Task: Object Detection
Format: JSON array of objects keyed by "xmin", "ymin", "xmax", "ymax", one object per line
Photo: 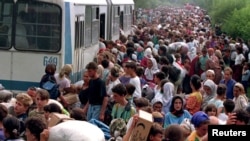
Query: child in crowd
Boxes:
[
  {"xmin": 204, "ymin": 104, "xmax": 217, "ymax": 117},
  {"xmin": 241, "ymin": 62, "xmax": 250, "ymax": 93},
  {"xmin": 125, "ymin": 84, "xmax": 136, "ymax": 104}
]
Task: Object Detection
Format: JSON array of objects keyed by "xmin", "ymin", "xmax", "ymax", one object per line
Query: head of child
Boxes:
[
  {"xmin": 191, "ymin": 111, "xmax": 210, "ymax": 137},
  {"xmin": 175, "ymin": 53, "xmax": 181, "ymax": 62},
  {"xmin": 125, "ymin": 61, "xmax": 137, "ymax": 76},
  {"xmin": 35, "ymin": 88, "xmax": 50, "ymax": 111},
  {"xmin": 204, "ymin": 104, "xmax": 217, "ymax": 117},
  {"xmin": 136, "ymin": 66, "xmax": 144, "ymax": 78},
  {"xmin": 134, "ymin": 97, "xmax": 150, "ymax": 113},
  {"xmin": 125, "ymin": 84, "xmax": 135, "ymax": 102},
  {"xmin": 14, "ymin": 93, "xmax": 33, "ymax": 116},
  {"xmin": 243, "ymin": 62, "xmax": 250, "ymax": 70},
  {"xmin": 45, "ymin": 63, "xmax": 56, "ymax": 75},
  {"xmin": 27, "ymin": 87, "xmax": 37, "ymax": 103},
  {"xmin": 110, "ymin": 67, "xmax": 120, "ymax": 81},
  {"xmin": 164, "ymin": 124, "xmax": 185, "ymax": 141},
  {"xmin": 147, "ymin": 123, "xmax": 164, "ymax": 141},
  {"xmin": 234, "ymin": 109, "xmax": 250, "ymax": 125},
  {"xmin": 152, "ymin": 99, "xmax": 163, "ymax": 113},
  {"xmin": 112, "ymin": 84, "xmax": 127, "ymax": 104},
  {"xmin": 43, "ymin": 103, "xmax": 62, "ymax": 120}
]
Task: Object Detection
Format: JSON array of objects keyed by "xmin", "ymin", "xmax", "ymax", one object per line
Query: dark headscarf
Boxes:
[{"xmin": 169, "ymin": 96, "xmax": 184, "ymax": 117}]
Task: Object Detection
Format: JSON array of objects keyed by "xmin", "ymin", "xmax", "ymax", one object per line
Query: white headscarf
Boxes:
[
  {"xmin": 163, "ymin": 82, "xmax": 174, "ymax": 106},
  {"xmin": 202, "ymin": 79, "xmax": 217, "ymax": 109},
  {"xmin": 144, "ymin": 58, "xmax": 159, "ymax": 81},
  {"xmin": 162, "ymin": 82, "xmax": 175, "ymax": 114},
  {"xmin": 144, "ymin": 48, "xmax": 152, "ymax": 58}
]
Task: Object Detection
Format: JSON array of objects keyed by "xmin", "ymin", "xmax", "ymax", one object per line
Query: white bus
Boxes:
[{"xmin": 0, "ymin": 0, "xmax": 134, "ymax": 92}]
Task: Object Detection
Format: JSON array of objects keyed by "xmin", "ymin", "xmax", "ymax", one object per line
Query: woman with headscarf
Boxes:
[
  {"xmin": 161, "ymin": 79, "xmax": 175, "ymax": 114},
  {"xmin": 205, "ymin": 48, "xmax": 222, "ymax": 84},
  {"xmin": 233, "ymin": 83, "xmax": 248, "ymax": 111},
  {"xmin": 144, "ymin": 57, "xmax": 159, "ymax": 82},
  {"xmin": 164, "ymin": 96, "xmax": 192, "ymax": 128},
  {"xmin": 140, "ymin": 47, "xmax": 153, "ymax": 68},
  {"xmin": 201, "ymin": 79, "xmax": 217, "ymax": 110}
]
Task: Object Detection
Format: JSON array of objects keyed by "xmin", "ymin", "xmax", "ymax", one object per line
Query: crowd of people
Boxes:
[{"xmin": 0, "ymin": 4, "xmax": 250, "ymax": 141}]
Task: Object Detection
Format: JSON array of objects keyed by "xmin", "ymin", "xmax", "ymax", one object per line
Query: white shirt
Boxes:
[
  {"xmin": 152, "ymin": 85, "xmax": 162, "ymax": 104},
  {"xmin": 106, "ymin": 79, "xmax": 121, "ymax": 96},
  {"xmin": 218, "ymin": 113, "xmax": 228, "ymax": 122},
  {"xmin": 234, "ymin": 53, "xmax": 245, "ymax": 65},
  {"xmin": 129, "ymin": 76, "xmax": 141, "ymax": 98}
]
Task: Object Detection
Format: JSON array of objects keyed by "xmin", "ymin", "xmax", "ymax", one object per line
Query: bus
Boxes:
[{"xmin": 0, "ymin": 0, "xmax": 134, "ymax": 92}]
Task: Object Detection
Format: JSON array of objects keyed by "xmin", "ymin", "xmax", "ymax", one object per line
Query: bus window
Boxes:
[
  {"xmin": 75, "ymin": 16, "xmax": 84, "ymax": 48},
  {"xmin": 85, "ymin": 6, "xmax": 91, "ymax": 47},
  {"xmin": 0, "ymin": 1, "xmax": 13, "ymax": 49},
  {"xmin": 15, "ymin": 1, "xmax": 61, "ymax": 52},
  {"xmin": 112, "ymin": 6, "xmax": 119, "ymax": 37}
]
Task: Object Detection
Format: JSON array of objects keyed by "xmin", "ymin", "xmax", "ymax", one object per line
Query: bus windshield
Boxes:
[{"xmin": 0, "ymin": 0, "xmax": 62, "ymax": 52}]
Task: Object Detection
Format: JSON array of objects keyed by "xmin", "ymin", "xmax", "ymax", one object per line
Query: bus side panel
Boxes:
[
  {"xmin": 123, "ymin": 5, "xmax": 133, "ymax": 37},
  {"xmin": 0, "ymin": 52, "xmax": 12, "ymax": 89},
  {"xmin": 83, "ymin": 44, "xmax": 99, "ymax": 68},
  {"xmin": 11, "ymin": 52, "xmax": 60, "ymax": 91},
  {"xmin": 64, "ymin": 2, "xmax": 73, "ymax": 65},
  {"xmin": 111, "ymin": 5, "xmax": 120, "ymax": 41},
  {"xmin": 69, "ymin": 4, "xmax": 85, "ymax": 82}
]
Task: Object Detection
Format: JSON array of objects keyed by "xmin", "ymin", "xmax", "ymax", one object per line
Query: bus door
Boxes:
[
  {"xmin": 120, "ymin": 11, "xmax": 124, "ymax": 30},
  {"xmin": 100, "ymin": 14, "xmax": 105, "ymax": 39}
]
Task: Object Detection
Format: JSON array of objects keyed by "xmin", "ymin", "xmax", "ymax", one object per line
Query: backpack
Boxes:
[
  {"xmin": 142, "ymin": 84, "xmax": 155, "ymax": 102},
  {"xmin": 104, "ymin": 99, "xmax": 115, "ymax": 126},
  {"xmin": 42, "ymin": 76, "xmax": 60, "ymax": 100},
  {"xmin": 113, "ymin": 102, "xmax": 133, "ymax": 123}
]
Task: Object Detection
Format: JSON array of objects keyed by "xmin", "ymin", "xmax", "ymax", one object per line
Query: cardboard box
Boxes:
[
  {"xmin": 48, "ymin": 113, "xmax": 73, "ymax": 127},
  {"xmin": 129, "ymin": 110, "xmax": 153, "ymax": 141}
]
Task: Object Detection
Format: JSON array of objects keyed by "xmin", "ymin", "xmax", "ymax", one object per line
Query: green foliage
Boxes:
[
  {"xmin": 210, "ymin": 0, "xmax": 248, "ymax": 24},
  {"xmin": 134, "ymin": 0, "xmax": 171, "ymax": 9},
  {"xmin": 192, "ymin": 0, "xmax": 213, "ymax": 11},
  {"xmin": 222, "ymin": 5, "xmax": 250, "ymax": 41},
  {"xmin": 134, "ymin": 0, "xmax": 158, "ymax": 9}
]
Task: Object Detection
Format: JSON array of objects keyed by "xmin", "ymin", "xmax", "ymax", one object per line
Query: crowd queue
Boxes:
[{"xmin": 0, "ymin": 4, "xmax": 250, "ymax": 141}]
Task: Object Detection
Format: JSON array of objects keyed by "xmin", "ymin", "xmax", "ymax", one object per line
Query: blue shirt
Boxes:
[
  {"xmin": 0, "ymin": 129, "xmax": 5, "ymax": 140},
  {"xmin": 164, "ymin": 110, "xmax": 192, "ymax": 128},
  {"xmin": 220, "ymin": 79, "xmax": 236, "ymax": 99},
  {"xmin": 242, "ymin": 70, "xmax": 250, "ymax": 81}
]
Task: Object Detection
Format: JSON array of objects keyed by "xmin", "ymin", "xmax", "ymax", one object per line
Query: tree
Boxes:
[
  {"xmin": 209, "ymin": 0, "xmax": 248, "ymax": 25},
  {"xmin": 222, "ymin": 5, "xmax": 250, "ymax": 41},
  {"xmin": 134, "ymin": 0, "xmax": 170, "ymax": 9}
]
